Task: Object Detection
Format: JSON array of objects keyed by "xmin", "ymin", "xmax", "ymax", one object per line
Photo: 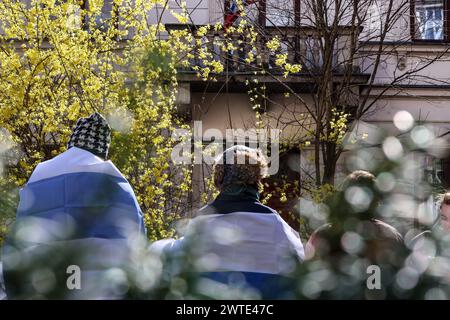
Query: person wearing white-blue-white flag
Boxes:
[
  {"xmin": 2, "ymin": 113, "xmax": 145, "ymax": 299},
  {"xmin": 151, "ymin": 146, "xmax": 304, "ymax": 299}
]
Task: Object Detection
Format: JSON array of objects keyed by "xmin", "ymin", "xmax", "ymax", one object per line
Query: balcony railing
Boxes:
[{"xmin": 167, "ymin": 25, "xmax": 362, "ymax": 76}]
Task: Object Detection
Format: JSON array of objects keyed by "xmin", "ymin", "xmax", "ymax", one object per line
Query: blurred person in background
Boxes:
[
  {"xmin": 301, "ymin": 170, "xmax": 407, "ymax": 299},
  {"xmin": 1, "ymin": 113, "xmax": 146, "ymax": 299},
  {"xmin": 151, "ymin": 145, "xmax": 304, "ymax": 299},
  {"xmin": 410, "ymin": 192, "xmax": 450, "ymax": 245},
  {"xmin": 306, "ymin": 170, "xmax": 404, "ymax": 259},
  {"xmin": 407, "ymin": 191, "xmax": 450, "ymax": 276},
  {"xmin": 439, "ymin": 192, "xmax": 450, "ymax": 233},
  {"xmin": 397, "ymin": 191, "xmax": 450, "ymax": 300}
]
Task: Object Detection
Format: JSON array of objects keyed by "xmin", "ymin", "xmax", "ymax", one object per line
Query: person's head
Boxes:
[
  {"xmin": 328, "ymin": 170, "xmax": 380, "ymax": 223},
  {"xmin": 213, "ymin": 145, "xmax": 268, "ymax": 191},
  {"xmin": 439, "ymin": 192, "xmax": 450, "ymax": 232},
  {"xmin": 342, "ymin": 170, "xmax": 376, "ymax": 189},
  {"xmin": 67, "ymin": 112, "xmax": 111, "ymax": 160}
]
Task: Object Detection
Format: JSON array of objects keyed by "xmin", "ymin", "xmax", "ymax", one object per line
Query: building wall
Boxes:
[
  {"xmin": 148, "ymin": 0, "xmax": 212, "ymax": 25},
  {"xmin": 3, "ymin": 1, "xmax": 449, "ymax": 221}
]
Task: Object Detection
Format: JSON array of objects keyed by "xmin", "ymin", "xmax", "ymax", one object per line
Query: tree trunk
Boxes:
[{"xmin": 322, "ymin": 141, "xmax": 338, "ymax": 185}]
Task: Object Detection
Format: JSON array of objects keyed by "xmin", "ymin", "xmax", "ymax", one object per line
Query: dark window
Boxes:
[
  {"xmin": 441, "ymin": 156, "xmax": 450, "ymax": 188},
  {"xmin": 411, "ymin": 0, "xmax": 450, "ymax": 41},
  {"xmin": 423, "ymin": 154, "xmax": 450, "ymax": 189},
  {"xmin": 224, "ymin": 0, "xmax": 300, "ymax": 28},
  {"xmin": 261, "ymin": 149, "xmax": 301, "ymax": 229}
]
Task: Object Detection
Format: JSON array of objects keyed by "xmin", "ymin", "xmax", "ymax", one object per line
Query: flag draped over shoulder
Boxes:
[
  {"xmin": 2, "ymin": 147, "xmax": 145, "ymax": 299},
  {"xmin": 151, "ymin": 198, "xmax": 304, "ymax": 299},
  {"xmin": 19, "ymin": 146, "xmax": 145, "ymax": 238},
  {"xmin": 224, "ymin": 0, "xmax": 257, "ymax": 30}
]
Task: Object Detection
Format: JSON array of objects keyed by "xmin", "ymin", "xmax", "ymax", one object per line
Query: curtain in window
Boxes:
[{"xmin": 415, "ymin": 0, "xmax": 444, "ymax": 40}]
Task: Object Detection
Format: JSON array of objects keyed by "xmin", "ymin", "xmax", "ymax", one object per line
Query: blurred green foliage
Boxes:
[{"xmin": 0, "ymin": 180, "xmax": 18, "ymax": 252}]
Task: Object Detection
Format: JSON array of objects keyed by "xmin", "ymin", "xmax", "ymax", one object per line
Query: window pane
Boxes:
[
  {"xmin": 414, "ymin": 0, "xmax": 444, "ymax": 40},
  {"xmin": 266, "ymin": 0, "xmax": 295, "ymax": 27}
]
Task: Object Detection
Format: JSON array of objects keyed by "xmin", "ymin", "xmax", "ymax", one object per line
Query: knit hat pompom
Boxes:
[
  {"xmin": 68, "ymin": 112, "xmax": 111, "ymax": 159},
  {"xmin": 213, "ymin": 145, "xmax": 269, "ymax": 191}
]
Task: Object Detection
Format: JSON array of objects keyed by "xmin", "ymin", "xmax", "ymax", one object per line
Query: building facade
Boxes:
[
  {"xmin": 155, "ymin": 0, "xmax": 450, "ymax": 229},
  {"xmin": 4, "ymin": 0, "xmax": 450, "ymax": 230}
]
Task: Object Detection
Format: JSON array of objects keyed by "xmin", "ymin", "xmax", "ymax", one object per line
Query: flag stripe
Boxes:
[
  {"xmin": 28, "ymin": 147, "xmax": 123, "ymax": 183},
  {"xmin": 152, "ymin": 212, "xmax": 304, "ymax": 275},
  {"xmin": 2, "ymin": 147, "xmax": 145, "ymax": 298}
]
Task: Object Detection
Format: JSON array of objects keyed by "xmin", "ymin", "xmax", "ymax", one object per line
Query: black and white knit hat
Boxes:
[{"xmin": 68, "ymin": 112, "xmax": 111, "ymax": 159}]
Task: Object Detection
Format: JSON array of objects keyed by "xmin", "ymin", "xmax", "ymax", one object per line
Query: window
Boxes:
[
  {"xmin": 411, "ymin": 0, "xmax": 450, "ymax": 41},
  {"xmin": 224, "ymin": 0, "xmax": 300, "ymax": 28},
  {"xmin": 440, "ymin": 156, "xmax": 450, "ymax": 188},
  {"xmin": 424, "ymin": 155, "xmax": 445, "ymax": 186},
  {"xmin": 266, "ymin": 0, "xmax": 296, "ymax": 27}
]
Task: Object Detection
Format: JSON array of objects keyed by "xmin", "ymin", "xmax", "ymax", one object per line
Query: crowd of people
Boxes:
[{"xmin": 0, "ymin": 112, "xmax": 450, "ymax": 299}]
